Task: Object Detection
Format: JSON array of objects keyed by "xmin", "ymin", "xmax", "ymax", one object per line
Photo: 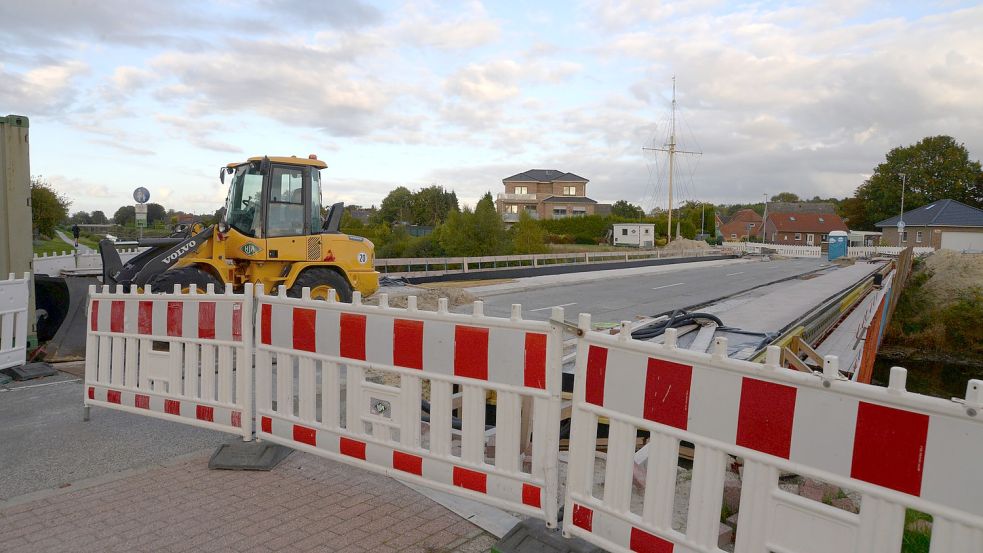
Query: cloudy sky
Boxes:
[{"xmin": 2, "ymin": 0, "xmax": 982, "ymax": 215}]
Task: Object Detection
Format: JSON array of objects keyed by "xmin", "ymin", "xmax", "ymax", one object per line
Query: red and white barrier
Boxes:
[
  {"xmin": 253, "ymin": 286, "xmax": 564, "ymax": 525},
  {"xmin": 84, "ymin": 284, "xmax": 254, "ymax": 439},
  {"xmin": 563, "ymin": 315, "xmax": 983, "ymax": 553},
  {"xmin": 0, "ymin": 272, "xmax": 30, "ymax": 371}
]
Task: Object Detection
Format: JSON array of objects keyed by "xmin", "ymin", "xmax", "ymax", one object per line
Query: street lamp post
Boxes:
[
  {"xmin": 762, "ymin": 193, "xmax": 769, "ymax": 243},
  {"xmin": 897, "ymin": 173, "xmax": 907, "ymax": 247}
]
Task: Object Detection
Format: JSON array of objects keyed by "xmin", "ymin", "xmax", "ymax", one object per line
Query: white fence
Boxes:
[
  {"xmin": 253, "ymin": 286, "xmax": 564, "ymax": 525},
  {"xmin": 0, "ymin": 273, "xmax": 30, "ymax": 371},
  {"xmin": 563, "ymin": 317, "xmax": 983, "ymax": 553},
  {"xmin": 33, "ymin": 248, "xmax": 144, "ymax": 275},
  {"xmin": 723, "ymin": 242, "xmax": 936, "ymax": 259},
  {"xmin": 84, "ymin": 284, "xmax": 254, "ymax": 439}
]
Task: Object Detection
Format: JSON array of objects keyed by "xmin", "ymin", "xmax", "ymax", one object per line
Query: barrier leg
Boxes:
[{"xmin": 82, "ymin": 405, "xmax": 90, "ymax": 422}]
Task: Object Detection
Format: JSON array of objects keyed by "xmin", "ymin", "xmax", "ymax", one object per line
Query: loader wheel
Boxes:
[
  {"xmin": 149, "ymin": 267, "xmax": 225, "ymax": 294},
  {"xmin": 288, "ymin": 268, "xmax": 353, "ymax": 303}
]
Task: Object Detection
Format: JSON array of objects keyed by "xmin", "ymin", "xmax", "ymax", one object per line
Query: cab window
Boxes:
[
  {"xmin": 267, "ymin": 167, "xmax": 305, "ymax": 237},
  {"xmin": 311, "ymin": 169, "xmax": 323, "ymax": 230}
]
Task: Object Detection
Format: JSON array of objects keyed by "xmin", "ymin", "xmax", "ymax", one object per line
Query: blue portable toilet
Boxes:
[{"xmin": 828, "ymin": 230, "xmax": 848, "ymax": 260}]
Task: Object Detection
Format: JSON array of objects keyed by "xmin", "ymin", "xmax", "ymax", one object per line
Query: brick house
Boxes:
[
  {"xmin": 496, "ymin": 170, "xmax": 602, "ymax": 222},
  {"xmin": 719, "ymin": 209, "xmax": 763, "ymax": 241},
  {"xmin": 875, "ymin": 199, "xmax": 983, "ymax": 251},
  {"xmin": 764, "ymin": 212, "xmax": 848, "ymax": 245}
]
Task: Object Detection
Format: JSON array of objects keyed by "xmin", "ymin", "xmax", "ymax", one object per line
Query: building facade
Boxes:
[
  {"xmin": 764, "ymin": 212, "xmax": 849, "ymax": 245},
  {"xmin": 612, "ymin": 223, "xmax": 656, "ymax": 247},
  {"xmin": 876, "ymin": 199, "xmax": 983, "ymax": 251},
  {"xmin": 497, "ymin": 169, "xmax": 600, "ymax": 222}
]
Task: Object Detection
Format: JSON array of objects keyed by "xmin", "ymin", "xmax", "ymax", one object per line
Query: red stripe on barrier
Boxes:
[
  {"xmin": 585, "ymin": 346, "xmax": 608, "ymax": 406},
  {"xmin": 293, "ymin": 424, "xmax": 317, "ymax": 446},
  {"xmin": 629, "ymin": 527, "xmax": 674, "ymax": 553},
  {"xmin": 110, "ymin": 301, "xmax": 125, "ymax": 333},
  {"xmin": 198, "ymin": 302, "xmax": 216, "ymax": 339},
  {"xmin": 643, "ymin": 358, "xmax": 692, "ymax": 430},
  {"xmin": 167, "ymin": 302, "xmax": 183, "ymax": 337},
  {"xmin": 261, "ymin": 304, "xmax": 272, "ymax": 345},
  {"xmin": 90, "ymin": 300, "xmax": 99, "ymax": 331},
  {"xmin": 340, "ymin": 437, "xmax": 367, "ymax": 460},
  {"xmin": 524, "ymin": 333, "xmax": 547, "ymax": 389},
  {"xmin": 453, "ymin": 326, "xmax": 489, "ymax": 380},
  {"xmin": 340, "ymin": 313, "xmax": 367, "ymax": 360},
  {"xmin": 572, "ymin": 504, "xmax": 593, "ymax": 532},
  {"xmin": 293, "ymin": 308, "xmax": 316, "ymax": 352},
  {"xmin": 452, "ymin": 466, "xmax": 487, "ymax": 493},
  {"xmin": 138, "ymin": 301, "xmax": 153, "ymax": 334},
  {"xmin": 107, "ymin": 390, "xmax": 121, "ymax": 404},
  {"xmin": 164, "ymin": 399, "xmax": 181, "ymax": 416},
  {"xmin": 736, "ymin": 378, "xmax": 797, "ymax": 459},
  {"xmin": 134, "ymin": 394, "xmax": 150, "ymax": 409},
  {"xmin": 196, "ymin": 405, "xmax": 214, "ymax": 422},
  {"xmin": 231, "ymin": 411, "xmax": 241, "ymax": 428},
  {"xmin": 393, "ymin": 451, "xmax": 423, "ymax": 475},
  {"xmin": 393, "ymin": 319, "xmax": 424, "ymax": 369},
  {"xmin": 232, "ymin": 304, "xmax": 243, "ymax": 341},
  {"xmin": 521, "ymin": 483, "xmax": 541, "ymax": 508},
  {"xmin": 261, "ymin": 416, "xmax": 272, "ymax": 434},
  {"xmin": 851, "ymin": 402, "xmax": 928, "ymax": 496},
  {"xmin": 88, "ymin": 386, "xmax": 94, "ymax": 400}
]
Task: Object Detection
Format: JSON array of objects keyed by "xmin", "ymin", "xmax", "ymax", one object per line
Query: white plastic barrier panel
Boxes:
[
  {"xmin": 254, "ymin": 286, "xmax": 564, "ymax": 525},
  {"xmin": 563, "ymin": 315, "xmax": 983, "ymax": 553},
  {"xmin": 0, "ymin": 272, "xmax": 30, "ymax": 371},
  {"xmin": 84, "ymin": 284, "xmax": 254, "ymax": 439}
]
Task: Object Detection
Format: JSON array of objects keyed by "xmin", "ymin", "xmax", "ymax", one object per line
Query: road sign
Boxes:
[
  {"xmin": 133, "ymin": 187, "xmax": 150, "ymax": 204},
  {"xmin": 135, "ymin": 203, "xmax": 148, "ymax": 228},
  {"xmin": 897, "ymin": 220, "xmax": 906, "ymax": 231}
]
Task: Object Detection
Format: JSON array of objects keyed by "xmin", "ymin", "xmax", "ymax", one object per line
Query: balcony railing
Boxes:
[
  {"xmin": 498, "ymin": 193, "xmax": 538, "ymax": 202},
  {"xmin": 503, "ymin": 211, "xmax": 539, "ymax": 222}
]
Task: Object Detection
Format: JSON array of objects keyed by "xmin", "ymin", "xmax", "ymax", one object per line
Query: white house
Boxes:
[{"xmin": 612, "ymin": 223, "xmax": 656, "ymax": 248}]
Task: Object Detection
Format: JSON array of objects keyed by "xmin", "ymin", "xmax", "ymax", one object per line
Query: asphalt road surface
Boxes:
[{"xmin": 467, "ymin": 257, "xmax": 831, "ymax": 323}]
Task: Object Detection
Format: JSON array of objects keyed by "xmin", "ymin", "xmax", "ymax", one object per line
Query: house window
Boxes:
[
  {"xmin": 622, "ymin": 229, "xmax": 628, "ymax": 236},
  {"xmin": 821, "ymin": 234, "xmax": 828, "ymax": 242},
  {"xmin": 901, "ymin": 231, "xmax": 908, "ymax": 242},
  {"xmin": 563, "ymin": 186, "xmax": 577, "ymax": 195},
  {"xmin": 749, "ymin": 223, "xmax": 755, "ymax": 227},
  {"xmin": 513, "ymin": 186, "xmax": 528, "ymax": 195},
  {"xmin": 789, "ymin": 216, "xmax": 796, "ymax": 221},
  {"xmin": 553, "ymin": 208, "xmax": 567, "ymax": 217},
  {"xmin": 644, "ymin": 228, "xmax": 650, "ymax": 234},
  {"xmin": 505, "ymin": 204, "xmax": 518, "ymax": 214},
  {"xmin": 794, "ymin": 233, "xmax": 802, "ymax": 241},
  {"xmin": 572, "ymin": 208, "xmax": 587, "ymax": 216},
  {"xmin": 818, "ymin": 217, "xmax": 825, "ymax": 223},
  {"xmin": 772, "ymin": 232, "xmax": 777, "ymax": 241},
  {"xmin": 730, "ymin": 233, "xmax": 737, "ymax": 239},
  {"xmin": 783, "ymin": 235, "xmax": 788, "ymax": 240},
  {"xmin": 916, "ymin": 231, "xmax": 923, "ymax": 243}
]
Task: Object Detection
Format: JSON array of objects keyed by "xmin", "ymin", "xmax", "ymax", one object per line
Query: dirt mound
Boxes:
[
  {"xmin": 921, "ymin": 250, "xmax": 983, "ymax": 303},
  {"xmin": 364, "ymin": 287, "xmax": 477, "ymax": 311},
  {"xmin": 664, "ymin": 237, "xmax": 711, "ymax": 251}
]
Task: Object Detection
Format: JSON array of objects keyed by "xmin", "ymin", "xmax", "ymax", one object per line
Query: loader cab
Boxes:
[{"xmin": 221, "ymin": 155, "xmax": 325, "ymax": 239}]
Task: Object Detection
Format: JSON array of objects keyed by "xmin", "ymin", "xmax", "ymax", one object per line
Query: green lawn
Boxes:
[
  {"xmin": 33, "ymin": 237, "xmax": 77, "ymax": 256},
  {"xmin": 547, "ymin": 243, "xmax": 623, "ymax": 253}
]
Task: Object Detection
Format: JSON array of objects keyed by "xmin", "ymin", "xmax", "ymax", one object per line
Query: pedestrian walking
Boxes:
[{"xmin": 72, "ymin": 223, "xmax": 81, "ymax": 247}]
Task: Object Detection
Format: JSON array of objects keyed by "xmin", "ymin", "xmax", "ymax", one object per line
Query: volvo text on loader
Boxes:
[{"xmin": 99, "ymin": 155, "xmax": 378, "ymax": 301}]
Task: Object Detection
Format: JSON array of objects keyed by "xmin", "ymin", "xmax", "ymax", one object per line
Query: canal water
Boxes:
[{"xmin": 872, "ymin": 356, "xmax": 983, "ymax": 399}]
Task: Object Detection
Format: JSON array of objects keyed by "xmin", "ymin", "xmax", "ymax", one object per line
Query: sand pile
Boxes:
[
  {"xmin": 664, "ymin": 237, "xmax": 711, "ymax": 251},
  {"xmin": 921, "ymin": 250, "xmax": 983, "ymax": 303},
  {"xmin": 364, "ymin": 287, "xmax": 477, "ymax": 311}
]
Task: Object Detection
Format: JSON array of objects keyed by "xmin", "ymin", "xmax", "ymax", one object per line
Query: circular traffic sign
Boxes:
[
  {"xmin": 897, "ymin": 220, "xmax": 906, "ymax": 231},
  {"xmin": 133, "ymin": 187, "xmax": 150, "ymax": 204}
]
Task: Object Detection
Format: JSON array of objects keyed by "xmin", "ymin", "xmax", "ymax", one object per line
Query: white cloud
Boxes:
[{"xmin": 0, "ymin": 60, "xmax": 88, "ymax": 115}]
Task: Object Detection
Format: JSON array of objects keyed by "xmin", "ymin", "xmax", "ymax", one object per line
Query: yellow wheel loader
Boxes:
[{"xmin": 99, "ymin": 155, "xmax": 378, "ymax": 301}]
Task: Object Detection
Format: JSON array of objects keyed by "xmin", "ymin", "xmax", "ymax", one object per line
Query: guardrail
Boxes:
[
  {"xmin": 723, "ymin": 242, "xmax": 936, "ymax": 258},
  {"xmin": 0, "ymin": 273, "xmax": 30, "ymax": 371},
  {"xmin": 33, "ymin": 247, "xmax": 145, "ymax": 276},
  {"xmin": 374, "ymin": 248, "xmax": 718, "ymax": 278}
]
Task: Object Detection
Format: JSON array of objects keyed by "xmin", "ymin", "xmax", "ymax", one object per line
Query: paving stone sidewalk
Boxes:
[{"xmin": 0, "ymin": 451, "xmax": 496, "ymax": 552}]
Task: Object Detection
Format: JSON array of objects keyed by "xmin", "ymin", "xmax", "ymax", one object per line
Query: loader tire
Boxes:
[
  {"xmin": 149, "ymin": 266, "xmax": 225, "ymax": 294},
  {"xmin": 287, "ymin": 267, "xmax": 353, "ymax": 303}
]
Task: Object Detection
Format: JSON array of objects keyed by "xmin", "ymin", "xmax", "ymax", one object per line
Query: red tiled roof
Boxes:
[{"xmin": 767, "ymin": 212, "xmax": 848, "ymax": 232}]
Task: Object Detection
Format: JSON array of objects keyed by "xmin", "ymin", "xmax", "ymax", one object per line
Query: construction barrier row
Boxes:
[
  {"xmin": 33, "ymin": 248, "xmax": 144, "ymax": 276},
  {"xmin": 0, "ymin": 272, "xmax": 30, "ymax": 372},
  {"xmin": 84, "ymin": 286, "xmax": 983, "ymax": 551}
]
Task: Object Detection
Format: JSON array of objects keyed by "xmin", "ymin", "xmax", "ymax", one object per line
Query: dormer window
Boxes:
[
  {"xmin": 789, "ymin": 216, "xmax": 796, "ymax": 221},
  {"xmin": 818, "ymin": 217, "xmax": 824, "ymax": 223}
]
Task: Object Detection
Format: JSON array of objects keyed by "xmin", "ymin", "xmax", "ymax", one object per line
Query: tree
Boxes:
[
  {"xmin": 91, "ymin": 210, "xmax": 109, "ymax": 224},
  {"xmin": 770, "ymin": 192, "xmax": 801, "ymax": 202},
  {"xmin": 853, "ymin": 136, "xmax": 983, "ymax": 229},
  {"xmin": 146, "ymin": 202, "xmax": 167, "ymax": 224},
  {"xmin": 511, "ymin": 211, "xmax": 547, "ymax": 254},
  {"xmin": 411, "ymin": 185, "xmax": 459, "ymax": 226},
  {"xmin": 113, "ymin": 205, "xmax": 136, "ymax": 225},
  {"xmin": 473, "ymin": 192, "xmax": 508, "ymax": 255},
  {"xmin": 374, "ymin": 186, "xmax": 414, "ymax": 224},
  {"xmin": 31, "ymin": 176, "xmax": 70, "ymax": 237},
  {"xmin": 611, "ymin": 200, "xmax": 645, "ymax": 219},
  {"xmin": 70, "ymin": 211, "xmax": 92, "ymax": 224}
]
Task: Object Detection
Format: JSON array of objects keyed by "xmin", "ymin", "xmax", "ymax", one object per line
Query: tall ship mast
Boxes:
[{"xmin": 644, "ymin": 77, "xmax": 701, "ymax": 244}]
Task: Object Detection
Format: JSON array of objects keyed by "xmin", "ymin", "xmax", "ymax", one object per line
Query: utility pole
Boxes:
[
  {"xmin": 898, "ymin": 173, "xmax": 907, "ymax": 247},
  {"xmin": 761, "ymin": 193, "xmax": 769, "ymax": 243},
  {"xmin": 700, "ymin": 203, "xmax": 705, "ymax": 236},
  {"xmin": 643, "ymin": 76, "xmax": 700, "ymax": 244}
]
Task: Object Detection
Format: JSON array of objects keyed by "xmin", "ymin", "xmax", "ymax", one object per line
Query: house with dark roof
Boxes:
[
  {"xmin": 764, "ymin": 212, "xmax": 848, "ymax": 246},
  {"xmin": 875, "ymin": 199, "xmax": 983, "ymax": 251},
  {"xmin": 497, "ymin": 169, "xmax": 605, "ymax": 221}
]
